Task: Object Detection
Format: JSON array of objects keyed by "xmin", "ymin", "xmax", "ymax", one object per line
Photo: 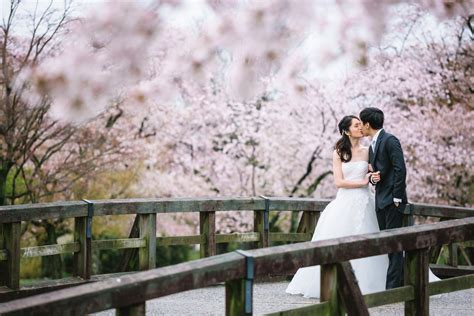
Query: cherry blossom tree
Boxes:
[
  {"xmin": 335, "ymin": 10, "xmax": 474, "ymax": 206},
  {"xmin": 0, "ymin": 0, "xmax": 140, "ymax": 278}
]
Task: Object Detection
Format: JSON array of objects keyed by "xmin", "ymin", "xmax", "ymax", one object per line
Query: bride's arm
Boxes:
[{"xmin": 332, "ymin": 150, "xmax": 369, "ymax": 189}]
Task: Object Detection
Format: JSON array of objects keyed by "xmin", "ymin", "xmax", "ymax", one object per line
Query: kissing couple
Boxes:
[{"xmin": 286, "ymin": 107, "xmax": 438, "ymax": 298}]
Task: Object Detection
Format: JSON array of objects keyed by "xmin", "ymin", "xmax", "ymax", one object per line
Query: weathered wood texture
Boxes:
[
  {"xmin": 254, "ymin": 210, "xmax": 269, "ymax": 248},
  {"xmin": 321, "ymin": 263, "xmax": 343, "ymax": 315},
  {"xmin": 21, "ymin": 243, "xmax": 80, "ymax": 258},
  {"xmin": 4, "ymin": 222, "xmax": 20, "ymax": 290},
  {"xmin": 73, "ymin": 216, "xmax": 90, "ymax": 280},
  {"xmin": 0, "ymin": 198, "xmax": 327, "ymax": 224},
  {"xmin": 429, "ymin": 264, "xmax": 474, "ymax": 277},
  {"xmin": 120, "ymin": 215, "xmax": 140, "ymax": 272},
  {"xmin": 336, "ymin": 261, "xmax": 369, "ymax": 316},
  {"xmin": 200, "ymin": 211, "xmax": 216, "ymax": 257},
  {"xmin": 404, "ymin": 248, "xmax": 429, "ymax": 316},
  {"xmin": 225, "ymin": 278, "xmax": 251, "ymax": 316},
  {"xmin": 251, "ymin": 218, "xmax": 474, "ymax": 277},
  {"xmin": 138, "ymin": 213, "xmax": 156, "ymax": 271},
  {"xmin": 1, "ymin": 218, "xmax": 474, "ymax": 315},
  {"xmin": 0, "ymin": 253, "xmax": 245, "ymax": 315}
]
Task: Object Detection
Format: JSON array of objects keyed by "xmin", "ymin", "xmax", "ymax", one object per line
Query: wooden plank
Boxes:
[
  {"xmin": 0, "ymin": 197, "xmax": 330, "ymax": 222},
  {"xmin": 321, "ymin": 263, "xmax": 343, "ymax": 315},
  {"xmin": 429, "ymin": 264, "xmax": 474, "ymax": 277},
  {"xmin": 296, "ymin": 211, "xmax": 319, "ymax": 235},
  {"xmin": 21, "ymin": 243, "xmax": 80, "ymax": 258},
  {"xmin": 364, "ymin": 286, "xmax": 414, "ymax": 308},
  {"xmin": 251, "ymin": 217, "xmax": 474, "ymax": 277},
  {"xmin": 254, "ymin": 210, "xmax": 268, "ymax": 248},
  {"xmin": 0, "ymin": 224, "xmax": 4, "ymax": 285},
  {"xmin": 216, "ymin": 232, "xmax": 260, "ymax": 244},
  {"xmin": 73, "ymin": 216, "xmax": 90, "ymax": 280},
  {"xmin": 138, "ymin": 214, "xmax": 156, "ymax": 271},
  {"xmin": 404, "ymin": 248, "xmax": 429, "ymax": 316},
  {"xmin": 0, "ymin": 273, "xmax": 133, "ymax": 303},
  {"xmin": 336, "ymin": 261, "xmax": 369, "ymax": 315},
  {"xmin": 120, "ymin": 215, "xmax": 140, "ymax": 272},
  {"xmin": 0, "ymin": 252, "xmax": 245, "ymax": 315},
  {"xmin": 428, "ymin": 273, "xmax": 474, "ymax": 296},
  {"xmin": 4, "ymin": 222, "xmax": 21, "ymax": 290},
  {"xmin": 0, "ymin": 201, "xmax": 87, "ymax": 223},
  {"xmin": 0, "ymin": 199, "xmax": 471, "ymax": 223},
  {"xmin": 88, "ymin": 197, "xmax": 266, "ymax": 216},
  {"xmin": 156, "ymin": 235, "xmax": 204, "ymax": 246},
  {"xmin": 269, "ymin": 233, "xmax": 312, "ymax": 242},
  {"xmin": 225, "ymin": 278, "xmax": 251, "ymax": 316},
  {"xmin": 449, "ymin": 243, "xmax": 458, "ymax": 267},
  {"xmin": 411, "ymin": 203, "xmax": 474, "ymax": 219},
  {"xmin": 200, "ymin": 212, "xmax": 216, "ymax": 257},
  {"xmin": 92, "ymin": 239, "xmax": 145, "ymax": 250},
  {"xmin": 263, "ymin": 301, "xmax": 330, "ymax": 316}
]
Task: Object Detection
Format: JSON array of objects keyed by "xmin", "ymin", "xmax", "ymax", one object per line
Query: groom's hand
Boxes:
[{"xmin": 370, "ymin": 171, "xmax": 381, "ymax": 184}]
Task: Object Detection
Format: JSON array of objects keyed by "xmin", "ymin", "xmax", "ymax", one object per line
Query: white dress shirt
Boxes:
[{"xmin": 371, "ymin": 129, "xmax": 402, "ymax": 204}]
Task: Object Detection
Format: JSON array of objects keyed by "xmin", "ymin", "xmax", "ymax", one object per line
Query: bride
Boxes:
[{"xmin": 286, "ymin": 115, "xmax": 438, "ymax": 298}]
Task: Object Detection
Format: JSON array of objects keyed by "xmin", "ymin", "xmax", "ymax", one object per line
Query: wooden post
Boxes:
[
  {"xmin": 0, "ymin": 223, "xmax": 5, "ymax": 286},
  {"xmin": 449, "ymin": 243, "xmax": 458, "ymax": 267},
  {"xmin": 120, "ymin": 215, "xmax": 140, "ymax": 272},
  {"xmin": 225, "ymin": 278, "xmax": 251, "ymax": 316},
  {"xmin": 296, "ymin": 211, "xmax": 319, "ymax": 235},
  {"xmin": 138, "ymin": 213, "xmax": 156, "ymax": 271},
  {"xmin": 4, "ymin": 221, "xmax": 21, "ymax": 290},
  {"xmin": 116, "ymin": 303, "xmax": 146, "ymax": 316},
  {"xmin": 73, "ymin": 216, "xmax": 90, "ymax": 279},
  {"xmin": 116, "ymin": 213, "xmax": 155, "ymax": 316},
  {"xmin": 253, "ymin": 210, "xmax": 268, "ymax": 248},
  {"xmin": 200, "ymin": 211, "xmax": 216, "ymax": 257},
  {"xmin": 404, "ymin": 248, "xmax": 429, "ymax": 316},
  {"xmin": 321, "ymin": 263, "xmax": 343, "ymax": 316},
  {"xmin": 337, "ymin": 261, "xmax": 369, "ymax": 315}
]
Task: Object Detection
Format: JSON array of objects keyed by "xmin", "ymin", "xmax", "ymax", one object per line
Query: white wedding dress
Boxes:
[{"xmin": 286, "ymin": 160, "xmax": 438, "ymax": 298}]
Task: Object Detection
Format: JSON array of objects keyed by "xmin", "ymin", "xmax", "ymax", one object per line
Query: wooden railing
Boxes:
[
  {"xmin": 0, "ymin": 217, "xmax": 473, "ymax": 315},
  {"xmin": 0, "ymin": 197, "xmax": 473, "ymax": 297},
  {"xmin": 0, "ymin": 197, "xmax": 328, "ymax": 292}
]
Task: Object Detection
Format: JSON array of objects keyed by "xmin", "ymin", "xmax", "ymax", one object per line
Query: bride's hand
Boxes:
[{"xmin": 363, "ymin": 173, "xmax": 371, "ymax": 185}]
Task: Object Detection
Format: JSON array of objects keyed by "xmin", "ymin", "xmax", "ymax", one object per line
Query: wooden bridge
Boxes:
[{"xmin": 0, "ymin": 197, "xmax": 473, "ymax": 315}]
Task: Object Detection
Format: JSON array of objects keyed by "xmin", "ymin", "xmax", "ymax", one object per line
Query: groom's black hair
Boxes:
[{"xmin": 359, "ymin": 107, "xmax": 384, "ymax": 130}]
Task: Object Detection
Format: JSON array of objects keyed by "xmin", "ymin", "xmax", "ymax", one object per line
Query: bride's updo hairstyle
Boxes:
[{"xmin": 335, "ymin": 115, "xmax": 359, "ymax": 163}]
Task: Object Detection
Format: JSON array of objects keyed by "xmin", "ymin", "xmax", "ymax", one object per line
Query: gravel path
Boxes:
[{"xmin": 93, "ymin": 281, "xmax": 474, "ymax": 315}]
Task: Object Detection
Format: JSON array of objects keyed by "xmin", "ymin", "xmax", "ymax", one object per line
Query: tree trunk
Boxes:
[
  {"xmin": 0, "ymin": 168, "xmax": 9, "ymax": 206},
  {"xmin": 41, "ymin": 221, "xmax": 63, "ymax": 279},
  {"xmin": 0, "ymin": 168, "xmax": 8, "ymax": 284}
]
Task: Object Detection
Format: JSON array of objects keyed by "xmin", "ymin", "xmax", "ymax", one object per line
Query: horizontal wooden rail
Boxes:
[
  {"xmin": 0, "ymin": 197, "xmax": 329, "ymax": 223},
  {"xmin": 21, "ymin": 243, "xmax": 80, "ymax": 258},
  {"xmin": 156, "ymin": 235, "xmax": 204, "ymax": 246},
  {"xmin": 1, "ymin": 217, "xmax": 473, "ymax": 315},
  {"xmin": 410, "ymin": 203, "xmax": 474, "ymax": 218},
  {"xmin": 270, "ymin": 274, "xmax": 474, "ymax": 315},
  {"xmin": 92, "ymin": 238, "xmax": 146, "ymax": 250},
  {"xmin": 251, "ymin": 218, "xmax": 474, "ymax": 276}
]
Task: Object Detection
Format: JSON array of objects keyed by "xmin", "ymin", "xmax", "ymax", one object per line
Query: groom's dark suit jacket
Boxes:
[{"xmin": 369, "ymin": 129, "xmax": 408, "ymax": 212}]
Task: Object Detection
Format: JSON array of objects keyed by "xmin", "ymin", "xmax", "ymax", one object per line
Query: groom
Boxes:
[{"xmin": 360, "ymin": 107, "xmax": 408, "ymax": 289}]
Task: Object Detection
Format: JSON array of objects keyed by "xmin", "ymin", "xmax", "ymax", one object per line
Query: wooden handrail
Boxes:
[
  {"xmin": 1, "ymin": 217, "xmax": 473, "ymax": 315},
  {"xmin": 0, "ymin": 197, "xmax": 330, "ymax": 223},
  {"xmin": 1, "ymin": 197, "xmax": 472, "ymax": 224}
]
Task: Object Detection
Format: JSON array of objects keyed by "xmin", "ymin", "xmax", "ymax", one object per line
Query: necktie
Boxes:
[{"xmin": 371, "ymin": 139, "xmax": 376, "ymax": 151}]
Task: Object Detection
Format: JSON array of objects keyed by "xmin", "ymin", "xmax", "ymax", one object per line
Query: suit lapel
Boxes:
[
  {"xmin": 369, "ymin": 146, "xmax": 374, "ymax": 166},
  {"xmin": 372, "ymin": 129, "xmax": 385, "ymax": 164}
]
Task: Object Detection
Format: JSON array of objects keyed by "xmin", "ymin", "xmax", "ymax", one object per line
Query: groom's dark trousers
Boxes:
[
  {"xmin": 369, "ymin": 129, "xmax": 407, "ymax": 289},
  {"xmin": 376, "ymin": 204, "xmax": 404, "ymax": 289}
]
